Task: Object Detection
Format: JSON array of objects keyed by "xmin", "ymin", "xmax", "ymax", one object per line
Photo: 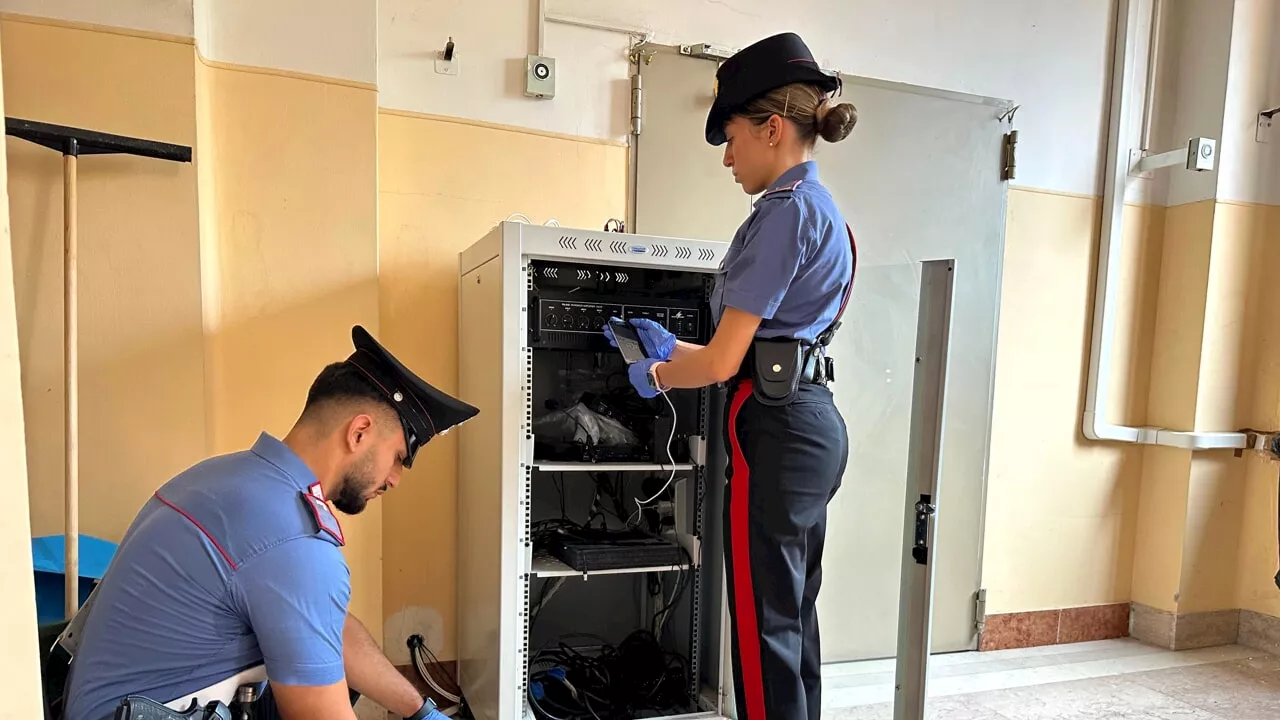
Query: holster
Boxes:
[{"xmin": 748, "ymin": 338, "xmax": 805, "ymax": 407}]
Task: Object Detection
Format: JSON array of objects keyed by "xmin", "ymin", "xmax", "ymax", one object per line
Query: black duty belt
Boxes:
[{"xmin": 735, "ymin": 343, "xmax": 834, "ymax": 386}]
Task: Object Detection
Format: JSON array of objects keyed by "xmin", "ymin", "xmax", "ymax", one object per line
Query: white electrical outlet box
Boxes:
[
  {"xmin": 434, "ymin": 55, "xmax": 458, "ymax": 76},
  {"xmin": 1187, "ymin": 137, "xmax": 1216, "ymax": 171},
  {"xmin": 525, "ymin": 55, "xmax": 555, "ymax": 99}
]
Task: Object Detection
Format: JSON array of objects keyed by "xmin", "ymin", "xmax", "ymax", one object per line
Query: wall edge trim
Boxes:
[
  {"xmin": 1008, "ymin": 184, "xmax": 1167, "ymax": 209},
  {"xmin": 1215, "ymin": 198, "xmax": 1280, "ymax": 210},
  {"xmin": 196, "ymin": 50, "xmax": 377, "ymax": 92},
  {"xmin": 376, "ymin": 107, "xmax": 629, "ymax": 148},
  {"xmin": 1008, "ymin": 184, "xmax": 1098, "ymax": 202},
  {"xmin": 0, "ymin": 11, "xmax": 194, "ymax": 46}
]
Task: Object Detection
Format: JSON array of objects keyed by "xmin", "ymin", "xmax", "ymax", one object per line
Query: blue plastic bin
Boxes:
[{"xmin": 31, "ymin": 534, "xmax": 117, "ymax": 624}]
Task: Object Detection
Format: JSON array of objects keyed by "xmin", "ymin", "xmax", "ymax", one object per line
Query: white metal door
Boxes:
[{"xmin": 633, "ymin": 46, "xmax": 1009, "ymax": 662}]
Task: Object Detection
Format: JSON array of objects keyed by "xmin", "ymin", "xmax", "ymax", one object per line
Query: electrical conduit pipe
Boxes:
[{"xmin": 1083, "ymin": 0, "xmax": 1246, "ymax": 451}]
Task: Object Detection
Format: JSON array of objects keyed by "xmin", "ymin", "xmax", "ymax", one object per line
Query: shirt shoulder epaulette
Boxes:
[
  {"xmin": 300, "ymin": 482, "xmax": 346, "ymax": 547},
  {"xmin": 758, "ymin": 178, "xmax": 804, "ymax": 203}
]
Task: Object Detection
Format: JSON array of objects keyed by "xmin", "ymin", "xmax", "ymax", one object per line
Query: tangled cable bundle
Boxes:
[{"xmin": 527, "ymin": 631, "xmax": 689, "ymax": 720}]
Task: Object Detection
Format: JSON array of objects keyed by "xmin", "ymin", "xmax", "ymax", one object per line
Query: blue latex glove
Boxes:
[
  {"xmin": 405, "ymin": 698, "xmax": 450, "ymax": 720},
  {"xmin": 629, "ymin": 318, "xmax": 676, "ymax": 361},
  {"xmin": 628, "ymin": 357, "xmax": 663, "ymax": 399}
]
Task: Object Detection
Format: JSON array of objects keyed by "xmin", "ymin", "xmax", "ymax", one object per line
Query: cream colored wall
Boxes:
[
  {"xmin": 0, "ymin": 25, "xmax": 47, "ymax": 718},
  {"xmin": 0, "ymin": 15, "xmax": 385, "ymax": 642},
  {"xmin": 983, "ymin": 188, "xmax": 1162, "ymax": 614},
  {"xmin": 1, "ymin": 16, "xmax": 207, "ymax": 543},
  {"xmin": 196, "ymin": 59, "xmax": 383, "ymax": 637},
  {"xmin": 1130, "ymin": 199, "xmax": 1279, "ymax": 617},
  {"xmin": 377, "ymin": 110, "xmax": 627, "ymax": 660},
  {"xmin": 1234, "ymin": 203, "xmax": 1280, "ymax": 616}
]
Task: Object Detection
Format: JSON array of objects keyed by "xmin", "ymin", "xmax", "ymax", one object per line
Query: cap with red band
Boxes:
[{"xmin": 343, "ymin": 325, "xmax": 479, "ymax": 468}]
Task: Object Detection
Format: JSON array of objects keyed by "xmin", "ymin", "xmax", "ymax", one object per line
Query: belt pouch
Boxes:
[{"xmin": 750, "ymin": 337, "xmax": 803, "ymax": 406}]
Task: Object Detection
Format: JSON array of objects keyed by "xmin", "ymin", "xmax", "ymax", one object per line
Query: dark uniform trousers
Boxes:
[{"xmin": 723, "ymin": 379, "xmax": 848, "ymax": 720}]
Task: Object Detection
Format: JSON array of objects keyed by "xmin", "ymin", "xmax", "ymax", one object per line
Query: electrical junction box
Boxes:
[
  {"xmin": 1187, "ymin": 137, "xmax": 1216, "ymax": 172},
  {"xmin": 525, "ymin": 55, "xmax": 556, "ymax": 99}
]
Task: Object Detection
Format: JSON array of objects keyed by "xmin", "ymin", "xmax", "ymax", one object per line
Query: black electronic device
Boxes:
[
  {"xmin": 527, "ymin": 259, "xmax": 709, "ymax": 352},
  {"xmin": 531, "ymin": 295, "xmax": 703, "ymax": 350},
  {"xmin": 549, "ymin": 527, "xmax": 687, "ymax": 573},
  {"xmin": 608, "ymin": 318, "xmax": 648, "ymax": 364}
]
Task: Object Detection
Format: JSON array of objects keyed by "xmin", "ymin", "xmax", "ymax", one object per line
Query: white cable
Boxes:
[
  {"xmin": 413, "ymin": 644, "xmax": 463, "ymax": 704},
  {"xmin": 505, "ymin": 213, "xmax": 533, "ymax": 223},
  {"xmin": 634, "ymin": 390, "xmax": 677, "ymax": 509},
  {"xmin": 543, "ymin": 217, "xmax": 561, "ymax": 227}
]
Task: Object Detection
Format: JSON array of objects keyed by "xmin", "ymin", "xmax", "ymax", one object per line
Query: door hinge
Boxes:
[
  {"xmin": 974, "ymin": 588, "xmax": 988, "ymax": 633},
  {"xmin": 1001, "ymin": 130, "xmax": 1018, "ymax": 181},
  {"xmin": 630, "ymin": 73, "xmax": 643, "ymax": 136}
]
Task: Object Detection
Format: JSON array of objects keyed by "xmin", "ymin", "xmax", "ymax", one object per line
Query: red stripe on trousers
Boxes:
[{"xmin": 729, "ymin": 380, "xmax": 767, "ymax": 720}]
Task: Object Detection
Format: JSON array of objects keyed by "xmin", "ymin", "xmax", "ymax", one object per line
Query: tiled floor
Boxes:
[{"xmin": 822, "ymin": 638, "xmax": 1280, "ymax": 719}]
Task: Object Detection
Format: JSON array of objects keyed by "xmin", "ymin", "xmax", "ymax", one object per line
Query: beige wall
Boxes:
[
  {"xmin": 1232, "ymin": 204, "xmax": 1280, "ymax": 616},
  {"xmin": 196, "ymin": 58, "xmax": 384, "ymax": 639},
  {"xmin": 1, "ymin": 16, "xmax": 385, "ymax": 641},
  {"xmin": 983, "ymin": 189, "xmax": 1163, "ymax": 614},
  {"xmin": 377, "ymin": 110, "xmax": 627, "ymax": 659},
  {"xmin": 0, "ymin": 24, "xmax": 47, "ymax": 718},
  {"xmin": 2, "ymin": 16, "xmax": 206, "ymax": 543},
  {"xmin": 1129, "ymin": 199, "xmax": 1280, "ymax": 617}
]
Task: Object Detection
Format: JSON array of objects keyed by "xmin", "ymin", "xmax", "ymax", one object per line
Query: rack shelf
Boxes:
[
  {"xmin": 531, "ymin": 555, "xmax": 689, "ymax": 578},
  {"xmin": 532, "ymin": 461, "xmax": 696, "ymax": 472}
]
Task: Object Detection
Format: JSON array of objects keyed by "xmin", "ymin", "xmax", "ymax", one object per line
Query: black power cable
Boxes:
[{"xmin": 527, "ymin": 631, "xmax": 689, "ymax": 720}]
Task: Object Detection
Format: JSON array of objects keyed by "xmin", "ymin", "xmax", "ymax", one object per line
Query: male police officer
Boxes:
[{"xmin": 60, "ymin": 326, "xmax": 479, "ymax": 720}]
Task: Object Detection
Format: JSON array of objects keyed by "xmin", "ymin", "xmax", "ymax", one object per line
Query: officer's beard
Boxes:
[{"xmin": 332, "ymin": 451, "xmax": 380, "ymax": 515}]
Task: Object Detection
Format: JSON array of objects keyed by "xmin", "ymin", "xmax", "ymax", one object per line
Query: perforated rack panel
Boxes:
[{"xmin": 519, "ymin": 224, "xmax": 725, "ymax": 272}]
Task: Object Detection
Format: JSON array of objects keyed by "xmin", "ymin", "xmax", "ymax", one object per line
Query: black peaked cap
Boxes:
[
  {"xmin": 705, "ymin": 32, "xmax": 841, "ymax": 146},
  {"xmin": 344, "ymin": 325, "xmax": 479, "ymax": 468}
]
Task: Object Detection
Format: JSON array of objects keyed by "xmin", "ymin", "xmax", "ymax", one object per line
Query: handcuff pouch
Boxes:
[{"xmin": 749, "ymin": 337, "xmax": 803, "ymax": 406}]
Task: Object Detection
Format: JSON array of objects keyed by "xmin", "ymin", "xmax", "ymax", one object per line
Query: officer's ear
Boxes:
[
  {"xmin": 345, "ymin": 413, "xmax": 376, "ymax": 452},
  {"xmin": 766, "ymin": 114, "xmax": 784, "ymax": 145}
]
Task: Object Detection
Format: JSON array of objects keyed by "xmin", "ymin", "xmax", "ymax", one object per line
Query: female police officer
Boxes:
[{"xmin": 615, "ymin": 32, "xmax": 857, "ymax": 720}]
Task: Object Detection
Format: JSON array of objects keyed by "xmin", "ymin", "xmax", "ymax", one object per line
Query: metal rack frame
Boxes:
[{"xmin": 458, "ymin": 221, "xmax": 727, "ymax": 720}]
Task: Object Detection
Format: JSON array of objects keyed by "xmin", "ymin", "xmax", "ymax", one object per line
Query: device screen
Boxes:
[{"xmin": 608, "ymin": 318, "xmax": 648, "ymax": 364}]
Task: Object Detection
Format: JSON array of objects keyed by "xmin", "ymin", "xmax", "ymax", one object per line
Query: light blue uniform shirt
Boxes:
[
  {"xmin": 711, "ymin": 161, "xmax": 854, "ymax": 343},
  {"xmin": 64, "ymin": 433, "xmax": 351, "ymax": 720}
]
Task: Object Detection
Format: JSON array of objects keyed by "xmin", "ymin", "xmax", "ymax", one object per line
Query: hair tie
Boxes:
[{"xmin": 815, "ymin": 97, "xmax": 832, "ymax": 126}]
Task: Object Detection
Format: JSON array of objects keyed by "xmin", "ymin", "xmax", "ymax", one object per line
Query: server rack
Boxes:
[{"xmin": 457, "ymin": 221, "xmax": 732, "ymax": 720}]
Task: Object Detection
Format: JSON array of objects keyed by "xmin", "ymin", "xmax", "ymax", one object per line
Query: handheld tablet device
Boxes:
[{"xmin": 607, "ymin": 318, "xmax": 648, "ymax": 364}]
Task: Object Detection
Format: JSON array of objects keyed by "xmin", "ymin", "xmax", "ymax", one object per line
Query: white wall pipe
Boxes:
[
  {"xmin": 543, "ymin": 12, "xmax": 653, "ymax": 42},
  {"xmin": 1083, "ymin": 0, "xmax": 1246, "ymax": 452},
  {"xmin": 537, "ymin": 0, "xmax": 546, "ymax": 56},
  {"xmin": 1139, "ymin": 0, "xmax": 1164, "ymax": 152}
]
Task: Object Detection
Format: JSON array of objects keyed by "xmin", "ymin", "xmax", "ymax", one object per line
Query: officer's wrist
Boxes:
[
  {"xmin": 649, "ymin": 361, "xmax": 671, "ymax": 392},
  {"xmin": 404, "ymin": 697, "xmax": 439, "ymax": 720}
]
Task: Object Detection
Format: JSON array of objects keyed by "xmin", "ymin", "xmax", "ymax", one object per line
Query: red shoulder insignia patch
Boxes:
[{"xmin": 301, "ymin": 488, "xmax": 345, "ymax": 547}]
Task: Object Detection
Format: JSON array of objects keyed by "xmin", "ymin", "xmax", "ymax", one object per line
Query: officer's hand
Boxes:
[
  {"xmin": 628, "ymin": 358, "xmax": 663, "ymax": 399},
  {"xmin": 630, "ymin": 318, "xmax": 676, "ymax": 361}
]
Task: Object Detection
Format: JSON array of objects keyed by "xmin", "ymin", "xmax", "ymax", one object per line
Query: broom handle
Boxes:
[{"xmin": 64, "ymin": 147, "xmax": 79, "ymax": 618}]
